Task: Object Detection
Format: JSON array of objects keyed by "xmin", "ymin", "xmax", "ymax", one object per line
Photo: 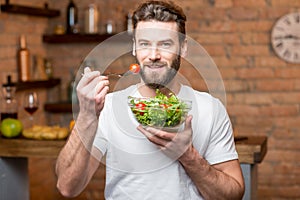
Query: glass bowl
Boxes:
[{"xmin": 128, "ymin": 96, "xmax": 192, "ymax": 132}]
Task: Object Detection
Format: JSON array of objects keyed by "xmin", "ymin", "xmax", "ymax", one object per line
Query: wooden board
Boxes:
[
  {"xmin": 0, "ymin": 136, "xmax": 267, "ymax": 164},
  {"xmin": 0, "ymin": 138, "xmax": 65, "ymax": 158},
  {"xmin": 235, "ymin": 136, "xmax": 267, "ymax": 164}
]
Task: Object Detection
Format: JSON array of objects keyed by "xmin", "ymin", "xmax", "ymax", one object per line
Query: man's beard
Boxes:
[{"xmin": 139, "ymin": 55, "xmax": 181, "ymax": 89}]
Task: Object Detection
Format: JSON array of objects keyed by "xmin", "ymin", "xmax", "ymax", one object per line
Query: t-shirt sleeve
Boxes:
[
  {"xmin": 204, "ymin": 98, "xmax": 238, "ymax": 165},
  {"xmin": 93, "ymin": 129, "xmax": 108, "ymax": 156}
]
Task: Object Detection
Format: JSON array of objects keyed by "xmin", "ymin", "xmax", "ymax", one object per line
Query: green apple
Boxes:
[{"xmin": 1, "ymin": 118, "xmax": 23, "ymax": 138}]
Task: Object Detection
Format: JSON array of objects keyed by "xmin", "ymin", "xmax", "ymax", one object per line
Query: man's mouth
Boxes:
[{"xmin": 144, "ymin": 63, "xmax": 166, "ymax": 69}]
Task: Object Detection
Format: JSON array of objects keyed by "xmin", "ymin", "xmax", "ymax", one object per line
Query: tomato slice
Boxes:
[
  {"xmin": 129, "ymin": 63, "xmax": 140, "ymax": 73},
  {"xmin": 135, "ymin": 102, "xmax": 146, "ymax": 115}
]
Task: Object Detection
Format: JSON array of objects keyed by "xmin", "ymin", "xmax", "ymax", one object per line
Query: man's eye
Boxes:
[
  {"xmin": 139, "ymin": 42, "xmax": 149, "ymax": 47},
  {"xmin": 160, "ymin": 42, "xmax": 172, "ymax": 48}
]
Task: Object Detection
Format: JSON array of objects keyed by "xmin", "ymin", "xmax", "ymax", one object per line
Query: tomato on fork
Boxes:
[{"xmin": 129, "ymin": 63, "xmax": 140, "ymax": 73}]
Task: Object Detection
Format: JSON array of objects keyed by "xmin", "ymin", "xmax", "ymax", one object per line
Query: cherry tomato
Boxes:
[
  {"xmin": 135, "ymin": 102, "xmax": 146, "ymax": 115},
  {"xmin": 129, "ymin": 63, "xmax": 140, "ymax": 73}
]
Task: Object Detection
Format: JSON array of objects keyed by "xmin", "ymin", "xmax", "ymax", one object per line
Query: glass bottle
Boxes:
[
  {"xmin": 66, "ymin": 0, "xmax": 78, "ymax": 34},
  {"xmin": 1, "ymin": 75, "xmax": 18, "ymax": 121},
  {"xmin": 67, "ymin": 70, "xmax": 76, "ymax": 103},
  {"xmin": 44, "ymin": 58, "xmax": 53, "ymax": 79},
  {"xmin": 17, "ymin": 35, "xmax": 30, "ymax": 82}
]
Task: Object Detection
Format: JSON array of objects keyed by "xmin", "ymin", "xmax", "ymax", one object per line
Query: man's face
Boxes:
[{"xmin": 134, "ymin": 21, "xmax": 184, "ymax": 88}]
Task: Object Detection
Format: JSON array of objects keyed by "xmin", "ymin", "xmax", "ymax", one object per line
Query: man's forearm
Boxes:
[
  {"xmin": 179, "ymin": 147, "xmax": 244, "ymax": 200},
  {"xmin": 56, "ymin": 115, "xmax": 99, "ymax": 197}
]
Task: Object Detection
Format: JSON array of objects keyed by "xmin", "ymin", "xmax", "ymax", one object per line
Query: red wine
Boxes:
[
  {"xmin": 24, "ymin": 106, "xmax": 38, "ymax": 115},
  {"xmin": 1, "ymin": 112, "xmax": 18, "ymax": 121}
]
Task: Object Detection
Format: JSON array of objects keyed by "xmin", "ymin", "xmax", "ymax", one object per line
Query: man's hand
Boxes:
[
  {"xmin": 56, "ymin": 67, "xmax": 108, "ymax": 197},
  {"xmin": 77, "ymin": 67, "xmax": 110, "ymax": 118},
  {"xmin": 137, "ymin": 115, "xmax": 193, "ymax": 160}
]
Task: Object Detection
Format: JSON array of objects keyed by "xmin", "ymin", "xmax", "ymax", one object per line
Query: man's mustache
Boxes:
[{"xmin": 143, "ymin": 62, "xmax": 167, "ymax": 68}]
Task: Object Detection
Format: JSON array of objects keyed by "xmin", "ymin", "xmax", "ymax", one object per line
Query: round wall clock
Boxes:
[{"xmin": 271, "ymin": 12, "xmax": 300, "ymax": 63}]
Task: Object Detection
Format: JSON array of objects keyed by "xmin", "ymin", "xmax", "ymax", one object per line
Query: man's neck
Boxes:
[{"xmin": 137, "ymin": 77, "xmax": 181, "ymax": 97}]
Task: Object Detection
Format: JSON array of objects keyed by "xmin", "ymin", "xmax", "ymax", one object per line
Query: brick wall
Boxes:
[{"xmin": 1, "ymin": 0, "xmax": 300, "ymax": 199}]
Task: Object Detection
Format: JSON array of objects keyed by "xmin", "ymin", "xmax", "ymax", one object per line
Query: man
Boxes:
[{"xmin": 56, "ymin": 1, "xmax": 245, "ymax": 199}]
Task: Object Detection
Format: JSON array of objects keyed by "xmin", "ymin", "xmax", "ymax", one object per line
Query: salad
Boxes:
[{"xmin": 128, "ymin": 90, "xmax": 191, "ymax": 128}]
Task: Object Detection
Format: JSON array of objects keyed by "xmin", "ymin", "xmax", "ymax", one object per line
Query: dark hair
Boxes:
[{"xmin": 132, "ymin": 0, "xmax": 186, "ymax": 42}]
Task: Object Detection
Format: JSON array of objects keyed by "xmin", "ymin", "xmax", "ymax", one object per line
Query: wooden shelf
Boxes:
[
  {"xmin": 43, "ymin": 33, "xmax": 132, "ymax": 44},
  {"xmin": 15, "ymin": 78, "xmax": 61, "ymax": 91},
  {"xmin": 0, "ymin": 3, "xmax": 60, "ymax": 18}
]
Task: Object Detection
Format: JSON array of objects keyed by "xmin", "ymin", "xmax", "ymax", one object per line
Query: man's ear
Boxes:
[
  {"xmin": 132, "ymin": 39, "xmax": 136, "ymax": 56},
  {"xmin": 180, "ymin": 38, "xmax": 188, "ymax": 58}
]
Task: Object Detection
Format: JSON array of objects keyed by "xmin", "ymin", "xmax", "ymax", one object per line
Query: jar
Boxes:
[
  {"xmin": 84, "ymin": 4, "xmax": 99, "ymax": 34},
  {"xmin": 106, "ymin": 20, "xmax": 115, "ymax": 34}
]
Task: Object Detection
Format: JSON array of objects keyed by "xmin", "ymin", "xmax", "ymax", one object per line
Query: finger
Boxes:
[
  {"xmin": 77, "ymin": 77, "xmax": 99, "ymax": 98},
  {"xmin": 83, "ymin": 71, "xmax": 100, "ymax": 81},
  {"xmin": 137, "ymin": 125, "xmax": 151, "ymax": 137},
  {"xmin": 84, "ymin": 67, "xmax": 91, "ymax": 74},
  {"xmin": 94, "ymin": 79, "xmax": 109, "ymax": 104},
  {"xmin": 184, "ymin": 115, "xmax": 193, "ymax": 131},
  {"xmin": 145, "ymin": 127, "xmax": 175, "ymax": 141},
  {"xmin": 137, "ymin": 126, "xmax": 157, "ymax": 141},
  {"xmin": 94, "ymin": 85, "xmax": 109, "ymax": 104},
  {"xmin": 94, "ymin": 79, "xmax": 109, "ymax": 95},
  {"xmin": 137, "ymin": 126, "xmax": 170, "ymax": 146},
  {"xmin": 79, "ymin": 70, "xmax": 101, "ymax": 88},
  {"xmin": 77, "ymin": 75, "xmax": 101, "ymax": 96}
]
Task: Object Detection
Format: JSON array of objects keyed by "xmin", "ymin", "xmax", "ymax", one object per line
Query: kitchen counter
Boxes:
[
  {"xmin": 0, "ymin": 136, "xmax": 267, "ymax": 163},
  {"xmin": 235, "ymin": 136, "xmax": 267, "ymax": 164},
  {"xmin": 0, "ymin": 136, "xmax": 267, "ymax": 200},
  {"xmin": 0, "ymin": 137, "xmax": 65, "ymax": 158}
]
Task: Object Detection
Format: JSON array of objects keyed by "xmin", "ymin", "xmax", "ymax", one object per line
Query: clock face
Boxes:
[{"xmin": 271, "ymin": 12, "xmax": 300, "ymax": 63}]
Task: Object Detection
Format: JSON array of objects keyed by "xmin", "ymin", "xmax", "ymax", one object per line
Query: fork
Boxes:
[
  {"xmin": 103, "ymin": 73, "xmax": 124, "ymax": 78},
  {"xmin": 81, "ymin": 71, "xmax": 135, "ymax": 78},
  {"xmin": 81, "ymin": 72, "xmax": 124, "ymax": 77}
]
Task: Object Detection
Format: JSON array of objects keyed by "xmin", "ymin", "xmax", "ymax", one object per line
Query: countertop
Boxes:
[{"xmin": 0, "ymin": 136, "xmax": 267, "ymax": 164}]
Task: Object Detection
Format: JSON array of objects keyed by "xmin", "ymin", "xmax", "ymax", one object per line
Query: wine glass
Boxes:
[{"xmin": 23, "ymin": 92, "xmax": 39, "ymax": 126}]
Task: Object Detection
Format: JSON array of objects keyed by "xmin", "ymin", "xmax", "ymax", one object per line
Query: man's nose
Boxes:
[{"xmin": 149, "ymin": 46, "xmax": 161, "ymax": 61}]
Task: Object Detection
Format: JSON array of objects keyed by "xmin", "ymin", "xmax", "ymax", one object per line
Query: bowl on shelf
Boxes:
[{"xmin": 128, "ymin": 96, "xmax": 192, "ymax": 132}]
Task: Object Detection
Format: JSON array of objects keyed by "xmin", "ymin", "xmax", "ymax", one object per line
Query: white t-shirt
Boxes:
[{"xmin": 93, "ymin": 84, "xmax": 238, "ymax": 200}]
